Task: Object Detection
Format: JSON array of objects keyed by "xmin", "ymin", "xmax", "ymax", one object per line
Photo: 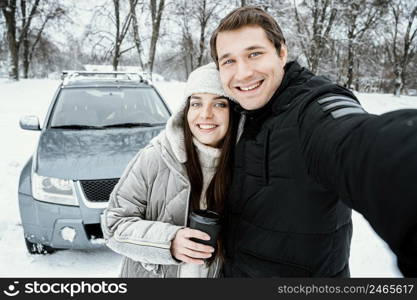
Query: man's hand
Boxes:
[{"xmin": 171, "ymin": 228, "xmax": 215, "ymax": 264}]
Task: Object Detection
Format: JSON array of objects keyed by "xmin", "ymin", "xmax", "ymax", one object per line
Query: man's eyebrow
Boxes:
[
  {"xmin": 245, "ymin": 45, "xmax": 266, "ymax": 51},
  {"xmin": 218, "ymin": 45, "xmax": 267, "ymax": 62},
  {"xmin": 218, "ymin": 52, "xmax": 231, "ymax": 63}
]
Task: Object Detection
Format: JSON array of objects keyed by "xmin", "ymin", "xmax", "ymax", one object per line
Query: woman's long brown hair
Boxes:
[{"xmin": 183, "ymin": 97, "xmax": 237, "ymax": 265}]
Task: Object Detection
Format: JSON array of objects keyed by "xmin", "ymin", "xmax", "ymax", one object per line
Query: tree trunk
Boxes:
[
  {"xmin": 21, "ymin": 0, "xmax": 28, "ymax": 78},
  {"xmin": 187, "ymin": 34, "xmax": 195, "ymax": 72},
  {"xmin": 8, "ymin": 36, "xmax": 19, "ymax": 81},
  {"xmin": 394, "ymin": 66, "xmax": 402, "ymax": 96},
  {"xmin": 354, "ymin": 58, "xmax": 360, "ymax": 91},
  {"xmin": 26, "ymin": 12, "xmax": 56, "ymax": 78},
  {"xmin": 197, "ymin": 1, "xmax": 207, "ymax": 67},
  {"xmin": 113, "ymin": 0, "xmax": 120, "ymax": 71},
  {"xmin": 346, "ymin": 32, "xmax": 354, "ymax": 88},
  {"xmin": 19, "ymin": 0, "xmax": 40, "ymax": 78},
  {"xmin": 111, "ymin": 0, "xmax": 133, "ymax": 71},
  {"xmin": 399, "ymin": 5, "xmax": 417, "ymax": 94},
  {"xmin": 305, "ymin": 0, "xmax": 337, "ymax": 74},
  {"xmin": 112, "ymin": 49, "xmax": 120, "ymax": 71},
  {"xmin": 310, "ymin": 44, "xmax": 318, "ymax": 73},
  {"xmin": 23, "ymin": 34, "xmax": 30, "ymax": 78},
  {"xmin": 182, "ymin": 48, "xmax": 190, "ymax": 80},
  {"xmin": 148, "ymin": 0, "xmax": 165, "ymax": 76},
  {"xmin": 2, "ymin": 0, "xmax": 19, "ymax": 80},
  {"xmin": 129, "ymin": 0, "xmax": 144, "ymax": 69},
  {"xmin": 23, "ymin": 3, "xmax": 57, "ymax": 78},
  {"xmin": 197, "ymin": 30, "xmax": 205, "ymax": 67},
  {"xmin": 388, "ymin": 3, "xmax": 416, "ymax": 95}
]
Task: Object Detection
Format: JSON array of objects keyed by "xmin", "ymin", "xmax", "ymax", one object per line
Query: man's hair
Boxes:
[{"xmin": 210, "ymin": 6, "xmax": 286, "ymax": 67}]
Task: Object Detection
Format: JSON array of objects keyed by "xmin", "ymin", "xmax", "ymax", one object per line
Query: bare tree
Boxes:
[
  {"xmin": 181, "ymin": 19, "xmax": 196, "ymax": 77},
  {"xmin": 83, "ymin": 1, "xmax": 138, "ymax": 70},
  {"xmin": 129, "ymin": 0, "xmax": 144, "ymax": 69},
  {"xmin": 0, "ymin": 5, "xmax": 6, "ymax": 70},
  {"xmin": 2, "ymin": 0, "xmax": 20, "ymax": 80},
  {"xmin": 196, "ymin": 0, "xmax": 209, "ymax": 67},
  {"xmin": 2, "ymin": 0, "xmax": 40, "ymax": 80},
  {"xmin": 22, "ymin": 1, "xmax": 66, "ymax": 78},
  {"xmin": 112, "ymin": 0, "xmax": 134, "ymax": 70},
  {"xmin": 195, "ymin": 0, "xmax": 223, "ymax": 67},
  {"xmin": 385, "ymin": 0, "xmax": 417, "ymax": 95},
  {"xmin": 173, "ymin": 1, "xmax": 196, "ymax": 78},
  {"xmin": 172, "ymin": 0, "xmax": 223, "ymax": 78},
  {"xmin": 294, "ymin": 0, "xmax": 338, "ymax": 73},
  {"xmin": 146, "ymin": 0, "xmax": 165, "ymax": 75},
  {"xmin": 340, "ymin": 0, "xmax": 388, "ymax": 89}
]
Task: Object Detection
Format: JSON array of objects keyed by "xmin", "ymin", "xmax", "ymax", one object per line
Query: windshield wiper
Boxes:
[
  {"xmin": 50, "ymin": 124, "xmax": 104, "ymax": 129},
  {"xmin": 102, "ymin": 122, "xmax": 166, "ymax": 128},
  {"xmin": 50, "ymin": 122, "xmax": 166, "ymax": 130}
]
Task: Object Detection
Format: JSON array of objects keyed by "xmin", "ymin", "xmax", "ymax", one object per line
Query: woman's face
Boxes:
[{"xmin": 187, "ymin": 93, "xmax": 230, "ymax": 148}]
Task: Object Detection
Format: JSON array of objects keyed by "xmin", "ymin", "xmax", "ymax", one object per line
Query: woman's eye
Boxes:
[
  {"xmin": 190, "ymin": 102, "xmax": 201, "ymax": 107},
  {"xmin": 215, "ymin": 102, "xmax": 227, "ymax": 108}
]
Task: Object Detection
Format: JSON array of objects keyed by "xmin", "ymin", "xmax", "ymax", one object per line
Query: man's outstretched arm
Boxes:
[{"xmin": 299, "ymin": 95, "xmax": 417, "ymax": 276}]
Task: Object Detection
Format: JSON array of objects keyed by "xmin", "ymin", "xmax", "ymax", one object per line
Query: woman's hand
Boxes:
[{"xmin": 171, "ymin": 228, "xmax": 215, "ymax": 264}]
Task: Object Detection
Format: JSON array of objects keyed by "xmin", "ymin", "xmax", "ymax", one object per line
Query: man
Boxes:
[{"xmin": 210, "ymin": 6, "xmax": 417, "ymax": 277}]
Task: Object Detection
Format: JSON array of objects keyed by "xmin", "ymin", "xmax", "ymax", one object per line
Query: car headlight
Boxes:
[{"xmin": 32, "ymin": 172, "xmax": 79, "ymax": 206}]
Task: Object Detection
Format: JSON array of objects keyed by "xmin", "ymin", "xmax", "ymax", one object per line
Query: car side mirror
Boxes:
[{"xmin": 19, "ymin": 115, "xmax": 41, "ymax": 131}]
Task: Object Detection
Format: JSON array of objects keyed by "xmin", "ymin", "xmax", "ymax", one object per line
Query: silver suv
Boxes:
[{"xmin": 18, "ymin": 71, "xmax": 171, "ymax": 254}]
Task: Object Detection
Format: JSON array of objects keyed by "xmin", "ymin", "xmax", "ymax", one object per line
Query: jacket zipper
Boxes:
[
  {"xmin": 176, "ymin": 186, "xmax": 191, "ymax": 278},
  {"xmin": 212, "ymin": 256, "xmax": 220, "ymax": 278},
  {"xmin": 158, "ymin": 148, "xmax": 192, "ymax": 278}
]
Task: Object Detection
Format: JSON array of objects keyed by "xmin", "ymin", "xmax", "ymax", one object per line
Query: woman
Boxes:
[{"xmin": 101, "ymin": 63, "xmax": 237, "ymax": 277}]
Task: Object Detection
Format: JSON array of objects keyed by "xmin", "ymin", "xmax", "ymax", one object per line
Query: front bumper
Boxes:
[{"xmin": 18, "ymin": 180, "xmax": 108, "ymax": 249}]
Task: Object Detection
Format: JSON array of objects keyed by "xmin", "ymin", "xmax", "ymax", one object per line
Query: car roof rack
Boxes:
[{"xmin": 61, "ymin": 70, "xmax": 149, "ymax": 85}]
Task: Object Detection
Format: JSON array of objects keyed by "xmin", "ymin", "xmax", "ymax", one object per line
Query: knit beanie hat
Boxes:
[{"xmin": 183, "ymin": 62, "xmax": 228, "ymax": 106}]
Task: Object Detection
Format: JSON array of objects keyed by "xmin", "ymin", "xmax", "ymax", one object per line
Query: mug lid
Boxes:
[{"xmin": 190, "ymin": 209, "xmax": 221, "ymax": 225}]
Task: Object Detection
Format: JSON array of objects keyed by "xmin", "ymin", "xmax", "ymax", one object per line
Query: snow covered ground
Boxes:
[{"xmin": 1, "ymin": 78, "xmax": 415, "ymax": 277}]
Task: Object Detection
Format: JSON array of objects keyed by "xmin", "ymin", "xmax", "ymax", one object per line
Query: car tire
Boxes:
[{"xmin": 24, "ymin": 238, "xmax": 57, "ymax": 255}]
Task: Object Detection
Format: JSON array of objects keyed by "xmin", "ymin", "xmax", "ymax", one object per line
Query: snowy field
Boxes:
[{"xmin": 1, "ymin": 78, "xmax": 415, "ymax": 277}]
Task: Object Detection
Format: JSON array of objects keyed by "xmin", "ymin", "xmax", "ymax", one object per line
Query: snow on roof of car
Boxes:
[{"xmin": 61, "ymin": 71, "xmax": 151, "ymax": 86}]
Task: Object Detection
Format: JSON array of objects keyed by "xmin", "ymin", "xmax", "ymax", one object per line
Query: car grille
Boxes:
[{"xmin": 80, "ymin": 178, "xmax": 119, "ymax": 202}]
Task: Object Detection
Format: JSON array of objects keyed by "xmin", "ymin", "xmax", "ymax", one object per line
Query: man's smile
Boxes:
[{"xmin": 236, "ymin": 80, "xmax": 264, "ymax": 92}]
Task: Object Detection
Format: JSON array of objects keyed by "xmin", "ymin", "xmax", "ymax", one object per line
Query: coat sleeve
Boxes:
[
  {"xmin": 101, "ymin": 144, "xmax": 183, "ymax": 266},
  {"xmin": 298, "ymin": 95, "xmax": 417, "ymax": 276}
]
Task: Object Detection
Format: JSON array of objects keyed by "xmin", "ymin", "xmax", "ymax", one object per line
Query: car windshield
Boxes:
[{"xmin": 49, "ymin": 87, "xmax": 170, "ymax": 128}]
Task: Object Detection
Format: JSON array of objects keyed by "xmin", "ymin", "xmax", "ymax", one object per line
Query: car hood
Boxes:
[{"xmin": 36, "ymin": 127, "xmax": 163, "ymax": 180}]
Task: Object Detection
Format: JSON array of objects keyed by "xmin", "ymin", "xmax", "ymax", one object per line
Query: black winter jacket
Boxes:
[{"xmin": 223, "ymin": 61, "xmax": 417, "ymax": 277}]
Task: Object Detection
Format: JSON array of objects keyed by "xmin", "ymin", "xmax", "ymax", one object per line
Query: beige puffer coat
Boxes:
[{"xmin": 101, "ymin": 106, "xmax": 221, "ymax": 278}]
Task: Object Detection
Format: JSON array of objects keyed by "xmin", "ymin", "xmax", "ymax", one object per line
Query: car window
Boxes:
[{"xmin": 49, "ymin": 87, "xmax": 170, "ymax": 128}]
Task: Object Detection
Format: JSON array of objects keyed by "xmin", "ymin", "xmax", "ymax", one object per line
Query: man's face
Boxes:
[{"xmin": 216, "ymin": 25, "xmax": 287, "ymax": 110}]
